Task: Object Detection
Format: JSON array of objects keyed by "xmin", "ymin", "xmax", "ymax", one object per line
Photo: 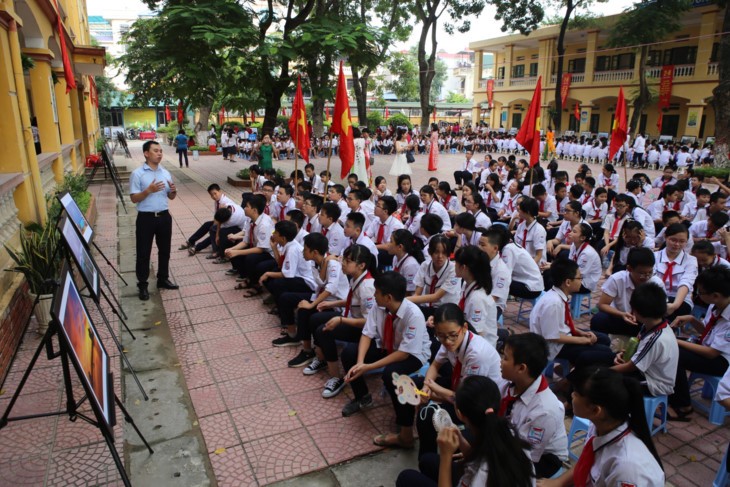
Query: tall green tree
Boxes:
[
  {"xmin": 382, "ymin": 48, "xmax": 447, "ymax": 102},
  {"xmin": 713, "ymin": 2, "xmax": 730, "ymax": 167},
  {"xmin": 607, "ymin": 0, "xmax": 691, "ymax": 135}
]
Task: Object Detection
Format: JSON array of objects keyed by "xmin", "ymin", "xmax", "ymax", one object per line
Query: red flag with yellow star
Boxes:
[
  {"xmin": 331, "ymin": 61, "xmax": 355, "ymax": 178},
  {"xmin": 288, "ymin": 76, "xmax": 310, "ymax": 162},
  {"xmin": 515, "ymin": 76, "xmax": 542, "ymax": 167}
]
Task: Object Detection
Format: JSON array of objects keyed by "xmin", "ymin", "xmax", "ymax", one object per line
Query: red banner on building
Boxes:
[
  {"xmin": 486, "ymin": 79, "xmax": 494, "ymax": 108},
  {"xmin": 658, "ymin": 65, "xmax": 674, "ymax": 109},
  {"xmin": 560, "ymin": 73, "xmax": 572, "ymax": 106}
]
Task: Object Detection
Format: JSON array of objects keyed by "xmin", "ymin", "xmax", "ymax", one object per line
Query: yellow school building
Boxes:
[
  {"xmin": 0, "ymin": 0, "xmax": 104, "ymax": 377},
  {"xmin": 469, "ymin": 4, "xmax": 721, "ymax": 141}
]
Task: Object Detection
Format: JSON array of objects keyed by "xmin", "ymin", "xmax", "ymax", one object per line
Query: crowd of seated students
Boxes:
[{"xmin": 178, "ymin": 155, "xmax": 730, "ymax": 485}]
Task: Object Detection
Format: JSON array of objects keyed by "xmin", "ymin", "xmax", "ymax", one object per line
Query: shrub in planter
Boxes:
[
  {"xmin": 385, "ymin": 113, "xmax": 413, "ymax": 130},
  {"xmin": 694, "ymin": 166, "xmax": 730, "ymax": 181}
]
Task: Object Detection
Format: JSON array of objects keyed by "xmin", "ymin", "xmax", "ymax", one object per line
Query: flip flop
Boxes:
[
  {"xmin": 188, "ymin": 248, "xmax": 197, "ymax": 256},
  {"xmin": 243, "ymin": 287, "xmax": 263, "ymax": 298},
  {"xmin": 373, "ymin": 433, "xmax": 414, "ymax": 449},
  {"xmin": 667, "ymin": 407, "xmax": 693, "ymax": 422}
]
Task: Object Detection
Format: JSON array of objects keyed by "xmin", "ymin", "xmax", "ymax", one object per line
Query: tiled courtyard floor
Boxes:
[{"xmin": 0, "ymin": 139, "xmax": 727, "ymax": 486}]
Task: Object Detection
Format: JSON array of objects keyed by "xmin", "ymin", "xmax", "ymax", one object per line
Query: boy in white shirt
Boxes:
[
  {"xmin": 366, "ymin": 195, "xmax": 403, "ymax": 269},
  {"xmin": 319, "ymin": 202, "xmax": 346, "ymax": 256}
]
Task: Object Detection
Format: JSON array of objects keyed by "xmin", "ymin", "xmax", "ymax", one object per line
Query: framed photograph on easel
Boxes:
[
  {"xmin": 57, "ymin": 191, "xmax": 94, "ymax": 244},
  {"xmin": 58, "ymin": 215, "xmax": 100, "ymax": 301}
]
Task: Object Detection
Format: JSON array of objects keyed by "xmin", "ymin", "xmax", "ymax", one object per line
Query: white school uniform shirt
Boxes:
[
  {"xmin": 434, "ymin": 331, "xmax": 502, "ymax": 387},
  {"xmin": 689, "ymin": 219, "xmax": 718, "ymax": 240},
  {"xmin": 295, "ymin": 228, "xmax": 308, "ymax": 246},
  {"xmin": 501, "ymin": 243, "xmax": 544, "ymax": 292},
  {"xmin": 395, "ymin": 191, "xmax": 416, "ymax": 211},
  {"xmin": 625, "ymin": 192, "xmax": 641, "ymax": 207},
  {"xmin": 272, "ymin": 198, "xmax": 296, "ymax": 221},
  {"xmin": 676, "ymin": 151, "xmax": 691, "ymax": 167},
  {"xmin": 343, "ymin": 273, "xmax": 376, "ymax": 320},
  {"xmin": 500, "ymin": 377, "xmax": 569, "ymax": 463},
  {"xmin": 582, "ymin": 200, "xmax": 608, "ymax": 222},
  {"xmin": 413, "ymin": 260, "xmax": 460, "ymax": 306},
  {"xmin": 569, "ymin": 242, "xmax": 602, "ymax": 292},
  {"xmin": 631, "ymin": 322, "xmax": 678, "ymax": 396},
  {"xmin": 539, "ymin": 195, "xmax": 559, "ymax": 222},
  {"xmin": 361, "ymin": 299, "xmax": 431, "ymax": 365},
  {"xmin": 221, "ymin": 202, "xmax": 247, "ymax": 229},
  {"xmin": 304, "ymin": 213, "xmax": 322, "ymax": 234},
  {"xmin": 246, "ymin": 213, "xmax": 274, "ymax": 255},
  {"xmin": 252, "ymin": 175, "xmax": 266, "ymax": 192},
  {"xmin": 653, "ymin": 249, "xmax": 698, "ymax": 306},
  {"xmin": 645, "ymin": 199, "xmax": 666, "ymax": 221},
  {"xmin": 489, "ymin": 255, "xmax": 511, "ymax": 312},
  {"xmin": 393, "ymin": 254, "xmax": 421, "ymax": 293},
  {"xmin": 458, "ymin": 230, "xmax": 482, "ymax": 249},
  {"xmin": 617, "ymin": 237, "xmax": 655, "ymax": 266},
  {"xmin": 597, "ymin": 173, "xmax": 619, "ymax": 189},
  {"xmin": 335, "ymin": 199, "xmax": 349, "ymax": 225},
  {"xmin": 322, "ymin": 222, "xmax": 347, "ymax": 256},
  {"xmin": 631, "ymin": 207, "xmax": 656, "ymax": 239},
  {"xmin": 502, "ymin": 193, "xmax": 522, "ymax": 218},
  {"xmin": 529, "ymin": 287, "xmax": 572, "ymax": 361},
  {"xmin": 279, "ymin": 240, "xmax": 316, "ymax": 290},
  {"xmin": 602, "ymin": 213, "xmax": 629, "ymax": 242},
  {"xmin": 366, "ymin": 215, "xmax": 404, "ymax": 246},
  {"xmin": 701, "ymin": 303, "xmax": 730, "ymax": 362},
  {"xmin": 402, "ymin": 212, "xmax": 424, "ymax": 244},
  {"xmin": 461, "ymin": 157, "xmax": 478, "ymax": 172},
  {"xmin": 311, "ymin": 257, "xmax": 349, "ymax": 302},
  {"xmin": 557, "ymin": 195, "xmax": 570, "ymax": 215},
  {"xmin": 423, "ymin": 200, "xmax": 452, "ymax": 231},
  {"xmin": 461, "ymin": 281, "xmax": 499, "ymax": 347},
  {"xmin": 681, "ymin": 202, "xmax": 707, "ymax": 222},
  {"xmin": 601, "ymin": 271, "xmax": 665, "ymax": 314},
  {"xmin": 717, "ymin": 368, "xmax": 730, "ymax": 402},
  {"xmin": 441, "ymin": 195, "xmax": 461, "ymax": 214},
  {"xmin": 515, "ymin": 220, "xmax": 547, "ymax": 264},
  {"xmin": 470, "ymin": 210, "xmax": 491, "ymax": 230},
  {"xmin": 652, "ymin": 176, "xmax": 677, "ymax": 189},
  {"xmin": 350, "ymin": 233, "xmax": 379, "ymax": 264},
  {"xmin": 360, "ymin": 200, "xmax": 376, "ymax": 222}
]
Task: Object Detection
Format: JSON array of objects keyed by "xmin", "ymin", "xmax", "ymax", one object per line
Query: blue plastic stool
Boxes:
[
  {"xmin": 643, "ymin": 394, "xmax": 668, "ymax": 435},
  {"xmin": 517, "ymin": 292, "xmax": 544, "ymax": 324},
  {"xmin": 497, "ymin": 313, "xmax": 504, "ymax": 329},
  {"xmin": 450, "ymin": 148, "xmax": 457, "ymax": 154},
  {"xmin": 692, "ymin": 305, "xmax": 708, "ymax": 320},
  {"xmin": 410, "ymin": 362, "xmax": 430, "ymax": 379},
  {"xmin": 544, "ymin": 358, "xmax": 571, "ymax": 379},
  {"xmin": 714, "ymin": 443, "xmax": 729, "ymax": 487},
  {"xmin": 550, "ymin": 467, "xmax": 565, "ymax": 480},
  {"xmin": 689, "ymin": 373, "xmax": 730, "ymax": 425},
  {"xmin": 570, "ymin": 293, "xmax": 592, "ymax": 319},
  {"xmin": 567, "ymin": 416, "xmax": 592, "ymax": 462}
]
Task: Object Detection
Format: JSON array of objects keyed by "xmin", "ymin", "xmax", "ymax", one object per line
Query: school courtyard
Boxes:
[{"xmin": 0, "ymin": 140, "xmax": 727, "ymax": 486}]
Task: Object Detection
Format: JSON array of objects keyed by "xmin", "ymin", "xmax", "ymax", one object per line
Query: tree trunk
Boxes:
[
  {"xmin": 553, "ymin": 4, "xmax": 574, "ymax": 132},
  {"xmin": 629, "ymin": 45, "xmax": 650, "ymax": 136},
  {"xmin": 196, "ymin": 104, "xmax": 212, "ymax": 131},
  {"xmin": 263, "ymin": 103, "xmax": 281, "ymax": 136},
  {"xmin": 712, "ymin": 5, "xmax": 730, "ymax": 168},
  {"xmin": 418, "ymin": 15, "xmax": 437, "ymax": 133},
  {"xmin": 352, "ymin": 65, "xmax": 369, "ymax": 126},
  {"xmin": 311, "ymin": 97, "xmax": 325, "ymax": 138}
]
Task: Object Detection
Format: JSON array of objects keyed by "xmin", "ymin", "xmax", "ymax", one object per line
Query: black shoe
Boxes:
[
  {"xmin": 342, "ymin": 394, "xmax": 374, "ymax": 417},
  {"xmin": 272, "ymin": 335, "xmax": 299, "ymax": 347},
  {"xmin": 288, "ymin": 350, "xmax": 315, "ymax": 368},
  {"xmin": 157, "ymin": 279, "xmax": 179, "ymax": 290},
  {"xmin": 138, "ymin": 285, "xmax": 149, "ymax": 301}
]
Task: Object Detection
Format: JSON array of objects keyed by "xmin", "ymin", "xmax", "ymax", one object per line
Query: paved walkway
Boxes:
[{"xmin": 0, "ymin": 139, "xmax": 727, "ymax": 486}]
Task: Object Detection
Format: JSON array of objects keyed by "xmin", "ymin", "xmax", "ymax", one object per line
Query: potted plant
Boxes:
[{"xmin": 4, "ymin": 222, "xmax": 62, "ymax": 334}]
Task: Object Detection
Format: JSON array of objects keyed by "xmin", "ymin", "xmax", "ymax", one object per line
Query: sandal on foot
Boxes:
[
  {"xmin": 188, "ymin": 247, "xmax": 197, "ymax": 256},
  {"xmin": 179, "ymin": 242, "xmax": 192, "ymax": 250},
  {"xmin": 234, "ymin": 283, "xmax": 248, "ymax": 290},
  {"xmin": 668, "ymin": 407, "xmax": 693, "ymax": 422},
  {"xmin": 243, "ymin": 287, "xmax": 263, "ymax": 298},
  {"xmin": 373, "ymin": 433, "xmax": 414, "ymax": 449}
]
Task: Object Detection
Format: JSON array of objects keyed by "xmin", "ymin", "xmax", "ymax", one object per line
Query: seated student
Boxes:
[
  {"xmin": 410, "ymin": 235, "xmax": 460, "ymax": 320},
  {"xmin": 341, "ymin": 272, "xmax": 431, "ymax": 448},
  {"xmin": 654, "ymin": 223, "xmax": 698, "ymax": 321},
  {"xmin": 414, "ymin": 304, "xmax": 502, "ymax": 460},
  {"xmin": 402, "ymin": 194, "xmax": 424, "ymax": 243},
  {"xmin": 225, "ymin": 195, "xmax": 274, "ymax": 287},
  {"xmin": 395, "ymin": 174, "xmax": 416, "ymax": 215},
  {"xmin": 355, "ymin": 184, "xmax": 376, "ymax": 221},
  {"xmin": 582, "ymin": 187, "xmax": 608, "ymax": 240},
  {"xmin": 690, "ymin": 210, "xmax": 730, "ymax": 243},
  {"xmin": 653, "ymin": 166, "xmax": 678, "ymax": 189},
  {"xmin": 592, "ymin": 248, "xmax": 665, "ymax": 336},
  {"xmin": 579, "ymin": 176, "xmax": 596, "ymax": 205},
  {"xmin": 490, "ymin": 225, "xmax": 543, "ymax": 299},
  {"xmin": 420, "ymin": 185, "xmax": 452, "ymax": 231},
  {"xmin": 606, "ymin": 220, "xmax": 654, "ymax": 275},
  {"xmin": 180, "ymin": 183, "xmax": 239, "ymax": 256},
  {"xmin": 259, "ymin": 220, "xmax": 316, "ymax": 311},
  {"xmin": 397, "ymin": 376, "xmax": 534, "ymax": 487},
  {"xmin": 566, "ymin": 223, "xmax": 602, "ymax": 294},
  {"xmin": 345, "ymin": 189, "xmax": 373, "ymax": 227},
  {"xmin": 327, "ymin": 184, "xmax": 349, "ymax": 226},
  {"xmin": 319, "ymin": 202, "xmax": 347, "ymax": 256},
  {"xmin": 654, "ymin": 210, "xmax": 693, "ymax": 252},
  {"xmin": 530, "ymin": 258, "xmax": 615, "ymax": 367},
  {"xmin": 452, "ymin": 212, "xmax": 481, "ymax": 250},
  {"xmin": 625, "ymin": 194, "xmax": 656, "ymax": 240},
  {"xmin": 271, "ymin": 233, "xmax": 349, "ymax": 356},
  {"xmin": 533, "ymin": 183, "xmax": 558, "ymax": 224},
  {"xmin": 454, "ymin": 246, "xmax": 498, "ymax": 347},
  {"xmin": 437, "ymin": 181, "xmax": 461, "ymax": 218},
  {"xmin": 344, "ymin": 173, "xmax": 358, "ymax": 196},
  {"xmin": 272, "ymin": 184, "xmax": 296, "ymax": 222},
  {"xmin": 600, "ymin": 194, "xmax": 632, "ymax": 257},
  {"xmin": 315, "ymin": 170, "xmax": 333, "ymax": 195},
  {"xmin": 305, "ymin": 245, "xmax": 377, "ymax": 398},
  {"xmin": 541, "ymin": 367, "xmax": 665, "ymax": 487},
  {"xmin": 465, "ymin": 192, "xmax": 493, "ymax": 230},
  {"xmin": 624, "ymin": 179, "xmax": 643, "ymax": 207},
  {"xmin": 514, "ymin": 197, "xmax": 547, "ymax": 266},
  {"xmin": 497, "ymin": 179, "xmax": 524, "ymax": 223},
  {"xmin": 668, "ymin": 267, "xmax": 730, "ymax": 420},
  {"xmin": 681, "ymin": 187, "xmax": 711, "ymax": 223},
  {"xmin": 285, "ymin": 209, "xmax": 308, "ymax": 245},
  {"xmin": 647, "ymin": 185, "xmax": 681, "ymax": 235},
  {"xmin": 302, "ymin": 194, "xmax": 323, "ymax": 233},
  {"xmin": 546, "ymin": 201, "xmax": 585, "ymax": 261},
  {"xmin": 418, "ymin": 213, "xmax": 445, "ymax": 253},
  {"xmin": 388, "ymin": 229, "xmax": 425, "ymax": 294},
  {"xmin": 304, "ymin": 163, "xmax": 321, "ymax": 190},
  {"xmin": 611, "ymin": 282, "xmax": 678, "ymax": 397},
  {"xmin": 476, "ymin": 228, "xmax": 511, "ymax": 315},
  {"xmin": 500, "ymin": 333, "xmax": 569, "ymax": 479},
  {"xmin": 207, "ymin": 205, "xmax": 248, "ymax": 259},
  {"xmin": 344, "ymin": 212, "xmax": 378, "ymax": 262},
  {"xmin": 260, "ymin": 181, "xmax": 276, "ymax": 216},
  {"xmin": 247, "ymin": 165, "xmax": 266, "ymax": 194},
  {"xmin": 692, "ymin": 240, "xmax": 730, "ymax": 273},
  {"xmin": 366, "ymin": 195, "xmax": 403, "ymax": 269}
]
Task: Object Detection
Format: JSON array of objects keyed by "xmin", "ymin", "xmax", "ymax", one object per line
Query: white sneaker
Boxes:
[
  {"xmin": 322, "ymin": 377, "xmax": 346, "ymax": 399},
  {"xmin": 303, "ymin": 357, "xmax": 326, "ymax": 376}
]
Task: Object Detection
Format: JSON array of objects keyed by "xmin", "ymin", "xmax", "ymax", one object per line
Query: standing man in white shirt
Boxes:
[{"xmin": 632, "ymin": 132, "xmax": 646, "ymax": 168}]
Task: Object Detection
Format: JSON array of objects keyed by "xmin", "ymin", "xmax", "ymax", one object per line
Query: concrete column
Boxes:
[
  {"xmin": 53, "ymin": 69, "xmax": 77, "ymax": 172},
  {"xmin": 473, "ymin": 50, "xmax": 484, "ymax": 92},
  {"xmin": 504, "ymin": 45, "xmax": 513, "ymax": 86},
  {"xmin": 696, "ymin": 8, "xmax": 720, "ymax": 79},
  {"xmin": 26, "ymin": 50, "xmax": 63, "ymax": 183},
  {"xmin": 585, "ymin": 30, "xmax": 599, "ymax": 83},
  {"xmin": 68, "ymin": 82, "xmax": 87, "ymax": 160}
]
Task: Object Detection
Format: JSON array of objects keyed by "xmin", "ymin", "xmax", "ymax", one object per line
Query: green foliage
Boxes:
[
  {"xmin": 237, "ymin": 168, "xmax": 250, "ymax": 179},
  {"xmin": 386, "ymin": 113, "xmax": 412, "ymax": 129},
  {"xmin": 542, "ymin": 12, "xmax": 604, "ymax": 29},
  {"xmin": 21, "ymin": 53, "xmax": 35, "ymax": 71},
  {"xmin": 4, "ymin": 221, "xmax": 62, "ymax": 295},
  {"xmin": 607, "ymin": 0, "xmax": 690, "ymax": 49},
  {"xmin": 491, "ymin": 0, "xmax": 544, "ymax": 34},
  {"xmin": 190, "ymin": 146, "xmax": 211, "ymax": 151},
  {"xmin": 384, "ymin": 51, "xmax": 422, "ymax": 102},
  {"xmin": 366, "ymin": 111, "xmax": 385, "ymax": 133},
  {"xmin": 95, "ymin": 138, "xmax": 106, "ymax": 153},
  {"xmin": 47, "ymin": 173, "xmax": 91, "ymax": 224},
  {"xmin": 693, "ymin": 167, "xmax": 730, "ymax": 180},
  {"xmin": 445, "ymin": 91, "xmax": 469, "ymax": 103}
]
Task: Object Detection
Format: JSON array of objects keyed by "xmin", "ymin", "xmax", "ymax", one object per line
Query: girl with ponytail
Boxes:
[
  {"xmin": 397, "ymin": 375, "xmax": 534, "ymax": 487},
  {"xmin": 538, "ymin": 366, "xmax": 664, "ymax": 487},
  {"xmin": 388, "ymin": 229, "xmax": 425, "ymax": 294},
  {"xmin": 454, "ymin": 246, "xmax": 497, "ymax": 347}
]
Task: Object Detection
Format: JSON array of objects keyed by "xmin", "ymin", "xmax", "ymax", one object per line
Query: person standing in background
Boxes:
[{"xmin": 175, "ymin": 129, "xmax": 189, "ymax": 168}]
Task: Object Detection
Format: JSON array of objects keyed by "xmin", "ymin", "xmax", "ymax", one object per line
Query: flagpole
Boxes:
[
  {"xmin": 326, "ymin": 132, "xmax": 333, "ymax": 182},
  {"xmin": 294, "ymin": 107, "xmax": 300, "ymax": 196}
]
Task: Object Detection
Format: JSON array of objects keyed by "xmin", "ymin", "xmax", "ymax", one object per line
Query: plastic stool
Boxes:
[
  {"xmin": 570, "ymin": 293, "xmax": 592, "ymax": 319},
  {"xmin": 410, "ymin": 362, "xmax": 430, "ymax": 379},
  {"xmin": 688, "ymin": 373, "xmax": 730, "ymax": 425},
  {"xmin": 544, "ymin": 358, "xmax": 571, "ymax": 379},
  {"xmin": 567, "ymin": 415, "xmax": 592, "ymax": 462},
  {"xmin": 643, "ymin": 394, "xmax": 668, "ymax": 435},
  {"xmin": 450, "ymin": 148, "xmax": 457, "ymax": 154},
  {"xmin": 550, "ymin": 467, "xmax": 565, "ymax": 480},
  {"xmin": 714, "ymin": 443, "xmax": 729, "ymax": 487},
  {"xmin": 517, "ymin": 292, "xmax": 544, "ymax": 324},
  {"xmin": 692, "ymin": 305, "xmax": 708, "ymax": 320},
  {"xmin": 497, "ymin": 313, "xmax": 504, "ymax": 329}
]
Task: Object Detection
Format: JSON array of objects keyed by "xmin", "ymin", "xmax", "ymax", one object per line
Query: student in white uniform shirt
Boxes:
[
  {"xmin": 668, "ymin": 267, "xmax": 730, "ymax": 420},
  {"xmin": 366, "ymin": 195, "xmax": 403, "ymax": 269},
  {"xmin": 343, "ymin": 212, "xmax": 379, "ymax": 262},
  {"xmin": 319, "ymin": 203, "xmax": 347, "ymax": 256},
  {"xmin": 341, "ymin": 272, "xmax": 431, "ymax": 447},
  {"xmin": 533, "ymin": 184, "xmax": 558, "ymax": 223},
  {"xmin": 327, "ymin": 184, "xmax": 349, "ymax": 226},
  {"xmin": 284, "ymin": 209, "xmax": 308, "ymax": 246},
  {"xmin": 410, "ymin": 235, "xmax": 461, "ymax": 319},
  {"xmin": 546, "ymin": 201, "xmax": 585, "ymax": 260},
  {"xmin": 611, "ymin": 282, "xmax": 678, "ymax": 397},
  {"xmin": 453, "ymin": 151, "xmax": 479, "ymax": 188},
  {"xmin": 542, "ymin": 366, "xmax": 665, "ymax": 487},
  {"xmin": 627, "ymin": 197, "xmax": 656, "ymax": 239},
  {"xmin": 305, "ymin": 245, "xmax": 377, "ymax": 399},
  {"xmin": 497, "ymin": 179, "xmax": 523, "ymax": 223},
  {"xmin": 272, "ymin": 185, "xmax": 297, "ymax": 222},
  {"xmin": 437, "ymin": 181, "xmax": 461, "ymax": 217},
  {"xmin": 303, "ymin": 163, "xmax": 321, "ymax": 190},
  {"xmin": 388, "ymin": 229, "xmax": 425, "ymax": 294},
  {"xmin": 567, "ymin": 223, "xmax": 602, "ymax": 294},
  {"xmin": 500, "ymin": 333, "xmax": 568, "ymax": 479},
  {"xmin": 681, "ymin": 187, "xmax": 711, "ymax": 222},
  {"xmin": 454, "ymin": 247, "xmax": 499, "ymax": 347},
  {"xmin": 225, "ymin": 195, "xmax": 275, "ymax": 285},
  {"xmin": 582, "ymin": 188, "xmax": 608, "ymax": 238},
  {"xmin": 491, "ymin": 225, "xmax": 543, "ymax": 299},
  {"xmin": 419, "ymin": 185, "xmax": 452, "ymax": 231},
  {"xmin": 395, "ymin": 174, "xmax": 417, "ymax": 215},
  {"xmin": 652, "ymin": 166, "xmax": 678, "ymax": 190},
  {"xmin": 690, "ymin": 211, "xmax": 729, "ymax": 243},
  {"xmin": 345, "ymin": 189, "xmax": 373, "ymax": 228},
  {"xmin": 477, "ymin": 228, "xmax": 512, "ymax": 315},
  {"xmin": 606, "ymin": 220, "xmax": 656, "ymax": 275},
  {"xmin": 654, "ymin": 223, "xmax": 699, "ymax": 321},
  {"xmin": 413, "ymin": 304, "xmax": 502, "ymax": 457},
  {"xmin": 302, "ymin": 194, "xmax": 323, "ymax": 233},
  {"xmin": 467, "ymin": 192, "xmax": 494, "ymax": 229},
  {"xmin": 452, "ymin": 212, "xmax": 482, "ymax": 251},
  {"xmin": 514, "ymin": 197, "xmax": 548, "ymax": 266},
  {"xmin": 600, "ymin": 194, "xmax": 632, "ymax": 256},
  {"xmin": 401, "ymin": 194, "xmax": 424, "ymax": 244},
  {"xmin": 529, "ymin": 259, "xmax": 615, "ymax": 367}
]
